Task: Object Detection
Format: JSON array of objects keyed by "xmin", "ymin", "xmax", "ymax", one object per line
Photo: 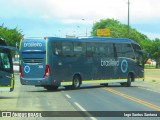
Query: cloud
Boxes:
[
  {"xmin": 2, "ymin": 0, "xmax": 127, "ymax": 22},
  {"xmin": 1, "ymin": 0, "xmax": 159, "ymax": 39},
  {"xmin": 131, "ymin": 0, "xmax": 160, "ymax": 22},
  {"xmin": 2, "ymin": 0, "xmax": 160, "ymax": 23}
]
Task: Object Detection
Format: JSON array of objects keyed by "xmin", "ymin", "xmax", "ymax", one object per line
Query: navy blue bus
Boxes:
[
  {"xmin": 0, "ymin": 38, "xmax": 14, "ymax": 92},
  {"xmin": 20, "ymin": 37, "xmax": 145, "ymax": 90}
]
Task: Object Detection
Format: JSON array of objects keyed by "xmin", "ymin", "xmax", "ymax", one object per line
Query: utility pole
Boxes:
[
  {"xmin": 127, "ymin": 0, "xmax": 130, "ymax": 38},
  {"xmin": 82, "ymin": 19, "xmax": 88, "ymax": 37}
]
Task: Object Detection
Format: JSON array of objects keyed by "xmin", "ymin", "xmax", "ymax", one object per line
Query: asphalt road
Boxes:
[{"xmin": 0, "ymin": 73, "xmax": 160, "ymax": 120}]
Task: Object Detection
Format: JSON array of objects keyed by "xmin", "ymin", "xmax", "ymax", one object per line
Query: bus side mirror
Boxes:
[
  {"xmin": 138, "ymin": 50, "xmax": 149, "ymax": 57},
  {"xmin": 137, "ymin": 50, "xmax": 149, "ymax": 67}
]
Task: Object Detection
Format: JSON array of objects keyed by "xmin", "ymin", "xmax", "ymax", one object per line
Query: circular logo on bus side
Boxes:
[
  {"xmin": 121, "ymin": 60, "xmax": 128, "ymax": 73},
  {"xmin": 24, "ymin": 65, "xmax": 30, "ymax": 73}
]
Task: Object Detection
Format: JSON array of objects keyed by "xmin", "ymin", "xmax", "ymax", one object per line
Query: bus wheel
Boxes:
[
  {"xmin": 65, "ymin": 86, "xmax": 72, "ymax": 90},
  {"xmin": 100, "ymin": 83, "xmax": 108, "ymax": 87},
  {"xmin": 44, "ymin": 86, "xmax": 58, "ymax": 91},
  {"xmin": 120, "ymin": 83, "xmax": 125, "ymax": 87},
  {"xmin": 121, "ymin": 74, "xmax": 132, "ymax": 87},
  {"xmin": 126, "ymin": 74, "xmax": 132, "ymax": 87},
  {"xmin": 72, "ymin": 75, "xmax": 81, "ymax": 89}
]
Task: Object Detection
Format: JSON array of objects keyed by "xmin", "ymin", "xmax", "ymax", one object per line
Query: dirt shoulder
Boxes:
[
  {"xmin": 144, "ymin": 69, "xmax": 160, "ymax": 84},
  {"xmin": 132, "ymin": 69, "xmax": 160, "ymax": 93}
]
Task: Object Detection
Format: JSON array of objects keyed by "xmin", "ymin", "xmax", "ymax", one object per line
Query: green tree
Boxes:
[
  {"xmin": 0, "ymin": 24, "xmax": 23, "ymax": 47},
  {"xmin": 91, "ymin": 18, "xmax": 149, "ymax": 43},
  {"xmin": 150, "ymin": 39, "xmax": 160, "ymax": 68},
  {"xmin": 140, "ymin": 38, "xmax": 160, "ymax": 68}
]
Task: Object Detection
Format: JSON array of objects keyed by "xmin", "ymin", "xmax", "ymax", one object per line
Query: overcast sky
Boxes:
[{"xmin": 0, "ymin": 0, "xmax": 160, "ymax": 39}]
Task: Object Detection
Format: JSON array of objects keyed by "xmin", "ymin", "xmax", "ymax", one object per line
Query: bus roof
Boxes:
[
  {"xmin": 22, "ymin": 37, "xmax": 139, "ymax": 44},
  {"xmin": 46, "ymin": 37, "xmax": 138, "ymax": 44}
]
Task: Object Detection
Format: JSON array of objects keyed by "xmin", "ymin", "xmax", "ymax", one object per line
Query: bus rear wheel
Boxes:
[{"xmin": 72, "ymin": 75, "xmax": 81, "ymax": 89}]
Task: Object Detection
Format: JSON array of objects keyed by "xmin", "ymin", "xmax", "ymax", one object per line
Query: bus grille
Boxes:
[{"xmin": 23, "ymin": 58, "xmax": 44, "ymax": 64}]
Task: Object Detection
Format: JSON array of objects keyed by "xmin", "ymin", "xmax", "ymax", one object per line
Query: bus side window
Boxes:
[
  {"xmin": 94, "ymin": 43, "xmax": 106, "ymax": 57},
  {"xmin": 115, "ymin": 43, "xmax": 135, "ymax": 59},
  {"xmin": 62, "ymin": 42, "xmax": 73, "ymax": 57},
  {"xmin": 122, "ymin": 44, "xmax": 135, "ymax": 59},
  {"xmin": 115, "ymin": 44, "xmax": 123, "ymax": 57},
  {"xmin": 73, "ymin": 42, "xmax": 85, "ymax": 57},
  {"xmin": 86, "ymin": 43, "xmax": 94, "ymax": 57},
  {"xmin": 106, "ymin": 43, "xmax": 114, "ymax": 58},
  {"xmin": 52, "ymin": 42, "xmax": 62, "ymax": 56}
]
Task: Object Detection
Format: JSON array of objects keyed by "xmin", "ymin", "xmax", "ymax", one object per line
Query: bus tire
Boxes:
[
  {"xmin": 72, "ymin": 75, "xmax": 81, "ymax": 89},
  {"xmin": 44, "ymin": 86, "xmax": 58, "ymax": 91},
  {"xmin": 64, "ymin": 86, "xmax": 72, "ymax": 90},
  {"xmin": 121, "ymin": 74, "xmax": 132, "ymax": 87},
  {"xmin": 120, "ymin": 83, "xmax": 125, "ymax": 87},
  {"xmin": 100, "ymin": 83, "xmax": 108, "ymax": 87},
  {"xmin": 126, "ymin": 74, "xmax": 132, "ymax": 87}
]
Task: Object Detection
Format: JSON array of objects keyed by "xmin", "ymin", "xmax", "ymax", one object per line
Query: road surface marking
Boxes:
[
  {"xmin": 65, "ymin": 94, "xmax": 96, "ymax": 119},
  {"xmin": 103, "ymin": 88, "xmax": 160, "ymax": 111},
  {"xmin": 65, "ymin": 94, "xmax": 71, "ymax": 99},
  {"xmin": 74, "ymin": 102, "xmax": 86, "ymax": 111},
  {"xmin": 140, "ymin": 87, "xmax": 160, "ymax": 94},
  {"xmin": 74, "ymin": 102, "xmax": 97, "ymax": 120}
]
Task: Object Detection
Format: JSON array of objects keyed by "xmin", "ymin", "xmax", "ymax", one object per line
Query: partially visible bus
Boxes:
[
  {"xmin": 0, "ymin": 38, "xmax": 14, "ymax": 92},
  {"xmin": 20, "ymin": 37, "xmax": 146, "ymax": 90}
]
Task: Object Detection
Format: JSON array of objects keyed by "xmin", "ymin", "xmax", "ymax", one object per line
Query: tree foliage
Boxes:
[
  {"xmin": 149, "ymin": 39, "xmax": 160, "ymax": 68},
  {"xmin": 0, "ymin": 24, "xmax": 23, "ymax": 47},
  {"xmin": 91, "ymin": 18, "xmax": 149, "ymax": 43}
]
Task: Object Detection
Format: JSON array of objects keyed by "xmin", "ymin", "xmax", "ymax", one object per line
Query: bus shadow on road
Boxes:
[
  {"xmin": 63, "ymin": 85, "xmax": 138, "ymax": 91},
  {"xmin": 25, "ymin": 84, "xmax": 138, "ymax": 93},
  {"xmin": 25, "ymin": 88, "xmax": 61, "ymax": 93},
  {"xmin": 0, "ymin": 96, "xmax": 17, "ymax": 99}
]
